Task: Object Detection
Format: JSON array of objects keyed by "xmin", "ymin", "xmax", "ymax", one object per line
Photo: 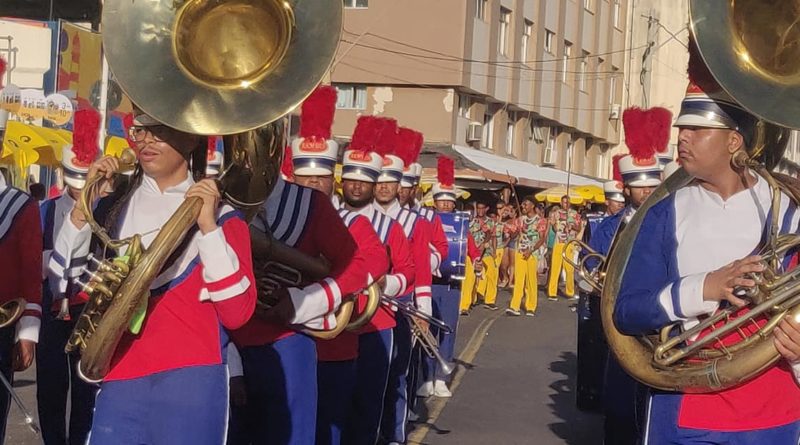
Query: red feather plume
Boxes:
[
  {"xmin": 0, "ymin": 57, "xmax": 6, "ymax": 88},
  {"xmin": 281, "ymin": 145, "xmax": 294, "ymax": 181},
  {"xmin": 373, "ymin": 117, "xmax": 398, "ymax": 157},
  {"xmin": 72, "ymin": 108, "xmax": 101, "ymax": 167},
  {"xmin": 438, "ymin": 155, "xmax": 455, "ymax": 187},
  {"xmin": 395, "ymin": 127, "xmax": 423, "ymax": 167},
  {"xmin": 623, "ymin": 106, "xmax": 673, "ymax": 160},
  {"xmin": 122, "ymin": 112, "xmax": 135, "ymax": 148},
  {"xmin": 612, "ymin": 154, "xmax": 624, "ymax": 182},
  {"xmin": 300, "ymin": 86, "xmax": 337, "ymax": 140},
  {"xmin": 207, "ymin": 136, "xmax": 219, "ymax": 161},
  {"xmin": 350, "ymin": 116, "xmax": 378, "ymax": 153}
]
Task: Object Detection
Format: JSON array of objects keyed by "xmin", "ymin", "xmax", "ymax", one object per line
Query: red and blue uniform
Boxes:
[
  {"xmin": 38, "ymin": 192, "xmax": 97, "ymax": 445},
  {"xmin": 230, "ymin": 179, "xmax": 370, "ymax": 445},
  {"xmin": 316, "ymin": 208, "xmax": 389, "ymax": 445},
  {"xmin": 0, "ymin": 180, "xmax": 42, "ymax": 442},
  {"xmin": 49, "ymin": 173, "xmax": 256, "ymax": 445},
  {"xmin": 616, "ymin": 177, "xmax": 800, "ymax": 444},
  {"xmin": 342, "ymin": 204, "xmax": 414, "ymax": 445}
]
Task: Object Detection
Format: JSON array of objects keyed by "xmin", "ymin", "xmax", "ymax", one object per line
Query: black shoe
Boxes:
[
  {"xmin": 505, "ymin": 308, "xmax": 521, "ymax": 316},
  {"xmin": 460, "ymin": 310, "xmax": 470, "ymax": 317},
  {"xmin": 482, "ymin": 303, "xmax": 499, "ymax": 311}
]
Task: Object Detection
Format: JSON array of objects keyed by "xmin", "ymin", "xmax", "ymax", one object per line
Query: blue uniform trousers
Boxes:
[
  {"xmin": 316, "ymin": 359, "xmax": 356, "ymax": 445},
  {"xmin": 380, "ymin": 314, "xmax": 413, "ymax": 444},
  {"xmin": 425, "ymin": 283, "xmax": 459, "ymax": 381},
  {"xmin": 344, "ymin": 328, "xmax": 393, "ymax": 445},
  {"xmin": 644, "ymin": 392, "xmax": 800, "ymax": 444},
  {"xmin": 88, "ymin": 364, "xmax": 228, "ymax": 445},
  {"xmin": 0, "ymin": 327, "xmax": 14, "ymax": 443},
  {"xmin": 241, "ymin": 334, "xmax": 317, "ymax": 445},
  {"xmin": 36, "ymin": 305, "xmax": 97, "ymax": 445}
]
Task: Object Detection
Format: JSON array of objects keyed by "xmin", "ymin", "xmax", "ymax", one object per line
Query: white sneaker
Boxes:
[
  {"xmin": 416, "ymin": 381, "xmax": 434, "ymax": 397},
  {"xmin": 434, "ymin": 379, "xmax": 452, "ymax": 398}
]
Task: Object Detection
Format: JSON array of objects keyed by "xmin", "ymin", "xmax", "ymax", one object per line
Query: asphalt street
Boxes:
[{"xmin": 6, "ymin": 288, "xmax": 601, "ymax": 444}]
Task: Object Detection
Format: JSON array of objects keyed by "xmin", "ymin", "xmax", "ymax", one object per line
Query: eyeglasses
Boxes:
[{"xmin": 128, "ymin": 125, "xmax": 167, "ymax": 142}]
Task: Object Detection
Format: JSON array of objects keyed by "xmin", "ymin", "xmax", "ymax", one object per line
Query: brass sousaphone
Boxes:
[
  {"xmin": 68, "ymin": 0, "xmax": 376, "ymax": 382},
  {"xmin": 601, "ymin": 0, "xmax": 800, "ymax": 392}
]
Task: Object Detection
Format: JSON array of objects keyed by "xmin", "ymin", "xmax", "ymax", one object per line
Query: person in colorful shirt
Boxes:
[
  {"xmin": 473, "ymin": 201, "xmax": 499, "ymax": 310},
  {"xmin": 505, "ymin": 196, "xmax": 547, "ymax": 316},
  {"xmin": 547, "ymin": 195, "xmax": 580, "ymax": 300}
]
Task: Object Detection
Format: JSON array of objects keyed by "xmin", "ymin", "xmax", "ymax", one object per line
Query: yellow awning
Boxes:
[{"xmin": 535, "ymin": 185, "xmax": 605, "ymax": 206}]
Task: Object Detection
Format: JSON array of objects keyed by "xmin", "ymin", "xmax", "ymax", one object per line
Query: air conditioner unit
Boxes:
[
  {"xmin": 467, "ymin": 122, "xmax": 483, "ymax": 142},
  {"xmin": 609, "ymin": 103, "xmax": 621, "ymax": 120},
  {"xmin": 542, "ymin": 146, "xmax": 556, "ymax": 165}
]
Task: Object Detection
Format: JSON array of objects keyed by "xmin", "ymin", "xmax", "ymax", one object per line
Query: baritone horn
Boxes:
[
  {"xmin": 600, "ymin": 0, "xmax": 800, "ymax": 393},
  {"xmin": 67, "ymin": 0, "xmax": 347, "ymax": 382}
]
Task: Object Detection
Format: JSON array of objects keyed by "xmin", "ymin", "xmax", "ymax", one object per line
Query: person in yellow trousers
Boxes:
[
  {"xmin": 460, "ymin": 201, "xmax": 494, "ymax": 315},
  {"xmin": 473, "ymin": 201, "xmax": 500, "ymax": 311},
  {"xmin": 506, "ymin": 196, "xmax": 547, "ymax": 316},
  {"xmin": 547, "ymin": 195, "xmax": 580, "ymax": 301}
]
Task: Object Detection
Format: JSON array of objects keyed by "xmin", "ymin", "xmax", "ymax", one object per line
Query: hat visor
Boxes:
[
  {"xmin": 295, "ymin": 166, "xmax": 334, "ymax": 176},
  {"xmin": 341, "ymin": 172, "xmax": 376, "ymax": 183},
  {"xmin": 674, "ymin": 113, "xmax": 731, "ymax": 129},
  {"xmin": 627, "ymin": 178, "xmax": 662, "ymax": 188},
  {"xmin": 64, "ymin": 176, "xmax": 86, "ymax": 190}
]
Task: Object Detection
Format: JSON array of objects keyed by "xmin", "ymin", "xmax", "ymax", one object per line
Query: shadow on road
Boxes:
[{"xmin": 547, "ymin": 351, "xmax": 602, "ymax": 445}]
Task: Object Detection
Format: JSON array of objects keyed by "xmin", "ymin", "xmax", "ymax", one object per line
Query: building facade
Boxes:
[{"xmin": 330, "ymin": 0, "xmax": 629, "ymax": 180}]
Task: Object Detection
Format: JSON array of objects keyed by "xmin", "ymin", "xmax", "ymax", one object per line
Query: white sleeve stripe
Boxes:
[
  {"xmin": 203, "ymin": 277, "xmax": 252, "ymax": 303},
  {"xmin": 657, "ymin": 283, "xmax": 680, "ymax": 322},
  {"xmin": 24, "ymin": 303, "xmax": 41, "ymax": 312},
  {"xmin": 323, "ymin": 277, "xmax": 342, "ymax": 313}
]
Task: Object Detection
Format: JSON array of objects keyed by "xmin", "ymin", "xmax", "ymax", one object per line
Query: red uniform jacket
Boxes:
[
  {"xmin": 348, "ymin": 205, "xmax": 414, "ymax": 334},
  {"xmin": 316, "ymin": 210, "xmax": 389, "ymax": 362},
  {"xmin": 231, "ymin": 180, "xmax": 369, "ymax": 347},
  {"xmin": 0, "ymin": 185, "xmax": 42, "ymax": 342}
]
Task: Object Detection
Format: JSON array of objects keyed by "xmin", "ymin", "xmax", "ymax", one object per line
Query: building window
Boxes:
[
  {"xmin": 334, "ymin": 84, "xmax": 367, "ymax": 110},
  {"xmin": 562, "ymin": 41, "xmax": 572, "ymax": 83},
  {"xmin": 544, "ymin": 29, "xmax": 555, "ymax": 54},
  {"xmin": 458, "ymin": 94, "xmax": 472, "ymax": 118},
  {"xmin": 613, "ymin": 0, "xmax": 621, "ymax": 28},
  {"xmin": 521, "ymin": 20, "xmax": 533, "ymax": 63},
  {"xmin": 543, "ymin": 127, "xmax": 559, "ymax": 165},
  {"xmin": 499, "ymin": 8, "xmax": 512, "ymax": 56},
  {"xmin": 482, "ymin": 112, "xmax": 494, "ymax": 149},
  {"xmin": 609, "ymin": 66, "xmax": 619, "ymax": 104},
  {"xmin": 343, "ymin": 0, "xmax": 368, "ymax": 8},
  {"xmin": 476, "ymin": 0, "xmax": 487, "ymax": 20},
  {"xmin": 579, "ymin": 51, "xmax": 589, "ymax": 91},
  {"xmin": 505, "ymin": 121, "xmax": 514, "ymax": 155}
]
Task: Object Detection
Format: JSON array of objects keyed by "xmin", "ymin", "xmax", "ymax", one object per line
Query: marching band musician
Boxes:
[
  {"xmin": 592, "ymin": 149, "xmax": 664, "ymax": 444},
  {"xmin": 0, "ymin": 155, "xmax": 42, "ymax": 443},
  {"xmin": 397, "ymin": 143, "xmax": 450, "ymax": 286},
  {"xmin": 473, "ymin": 200, "xmax": 500, "ymax": 310},
  {"xmin": 48, "ymin": 112, "xmax": 256, "ymax": 445},
  {"xmin": 232, "ymin": 126, "xmax": 372, "ymax": 444},
  {"xmin": 372, "ymin": 126, "xmax": 435, "ymax": 445},
  {"xmin": 38, "ymin": 112, "xmax": 101, "ymax": 445},
  {"xmin": 615, "ymin": 46, "xmax": 800, "ymax": 443},
  {"xmin": 339, "ymin": 116, "xmax": 415, "ymax": 445},
  {"xmin": 288, "ymin": 86, "xmax": 389, "ymax": 445},
  {"xmin": 505, "ymin": 196, "xmax": 546, "ymax": 317},
  {"xmin": 419, "ymin": 156, "xmax": 480, "ymax": 398}
]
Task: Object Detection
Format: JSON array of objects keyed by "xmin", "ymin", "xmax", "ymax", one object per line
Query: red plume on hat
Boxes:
[
  {"xmin": 396, "ymin": 127, "xmax": 423, "ymax": 168},
  {"xmin": 0, "ymin": 57, "xmax": 6, "ymax": 88},
  {"xmin": 281, "ymin": 145, "xmax": 294, "ymax": 181},
  {"xmin": 438, "ymin": 155, "xmax": 455, "ymax": 187},
  {"xmin": 612, "ymin": 153, "xmax": 624, "ymax": 182},
  {"xmin": 72, "ymin": 108, "xmax": 101, "ymax": 167},
  {"xmin": 350, "ymin": 116, "xmax": 379, "ymax": 153},
  {"xmin": 122, "ymin": 112, "xmax": 135, "ymax": 148},
  {"xmin": 207, "ymin": 136, "xmax": 220, "ymax": 161},
  {"xmin": 622, "ymin": 106, "xmax": 673, "ymax": 161},
  {"xmin": 300, "ymin": 85, "xmax": 337, "ymax": 140},
  {"xmin": 373, "ymin": 117, "xmax": 398, "ymax": 158}
]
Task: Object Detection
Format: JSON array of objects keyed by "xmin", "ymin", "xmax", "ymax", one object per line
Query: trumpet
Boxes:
[
  {"xmin": 381, "ymin": 296, "xmax": 451, "ymax": 333},
  {"xmin": 562, "ymin": 239, "xmax": 607, "ymax": 293},
  {"xmin": 408, "ymin": 315, "xmax": 454, "ymax": 377}
]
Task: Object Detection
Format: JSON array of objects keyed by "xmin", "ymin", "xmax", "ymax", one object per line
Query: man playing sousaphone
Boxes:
[
  {"xmin": 614, "ymin": 44, "xmax": 800, "ymax": 443},
  {"xmin": 48, "ymin": 112, "xmax": 257, "ymax": 444}
]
